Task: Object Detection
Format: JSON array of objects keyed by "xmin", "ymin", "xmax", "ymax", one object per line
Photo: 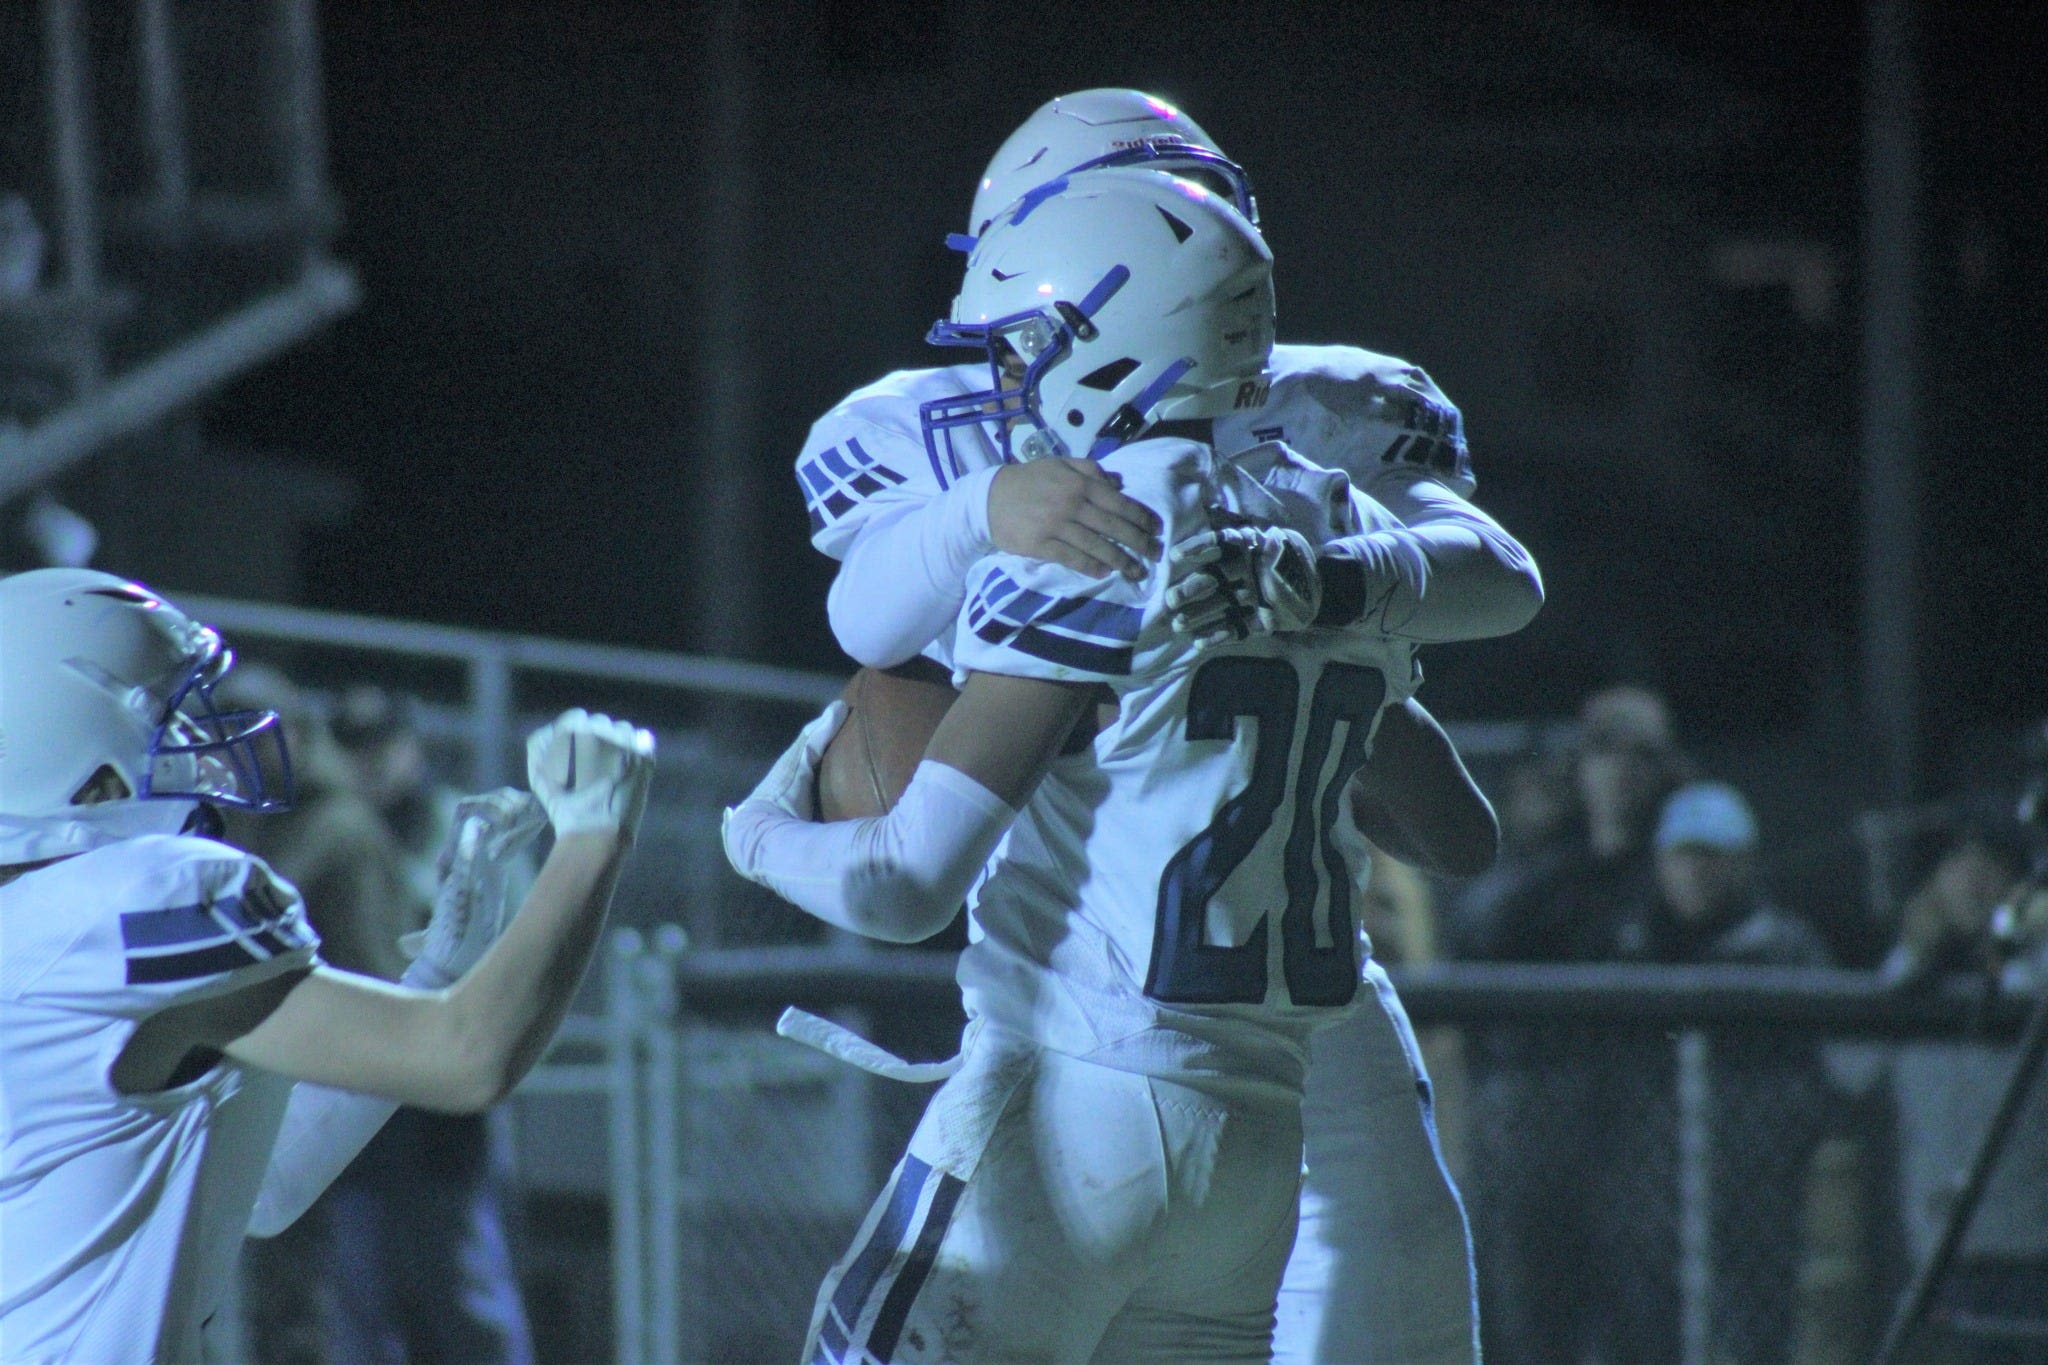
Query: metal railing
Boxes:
[{"xmin": 2, "ymin": 0, "xmax": 361, "ymax": 500}]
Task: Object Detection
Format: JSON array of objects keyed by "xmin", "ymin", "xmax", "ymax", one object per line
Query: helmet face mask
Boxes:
[
  {"xmin": 922, "ymin": 170, "xmax": 1274, "ymax": 480},
  {"xmin": 143, "ymin": 638, "xmax": 294, "ymax": 811},
  {"xmin": 0, "ymin": 570, "xmax": 294, "ymax": 827}
]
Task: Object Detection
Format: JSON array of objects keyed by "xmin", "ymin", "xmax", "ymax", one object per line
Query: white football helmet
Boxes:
[
  {"xmin": 922, "ymin": 169, "xmax": 1275, "ymax": 474},
  {"xmin": 0, "ymin": 569, "xmax": 292, "ymax": 824},
  {"xmin": 956, "ymin": 89, "xmax": 1257, "ymax": 251}
]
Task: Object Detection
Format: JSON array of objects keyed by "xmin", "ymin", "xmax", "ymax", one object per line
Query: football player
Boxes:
[
  {"xmin": 784, "ymin": 90, "xmax": 1538, "ymax": 1363},
  {"xmin": 0, "ymin": 569, "xmax": 653, "ymax": 1365},
  {"xmin": 730, "ymin": 170, "xmax": 1524, "ymax": 1363}
]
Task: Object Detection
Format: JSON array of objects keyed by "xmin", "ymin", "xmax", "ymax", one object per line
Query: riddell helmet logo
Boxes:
[
  {"xmin": 1108, "ymin": 135, "xmax": 1192, "ymax": 151},
  {"xmin": 1233, "ymin": 378, "xmax": 1271, "ymax": 409}
]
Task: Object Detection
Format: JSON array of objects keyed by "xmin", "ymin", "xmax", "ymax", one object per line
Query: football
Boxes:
[{"xmin": 817, "ymin": 664, "xmax": 959, "ymax": 821}]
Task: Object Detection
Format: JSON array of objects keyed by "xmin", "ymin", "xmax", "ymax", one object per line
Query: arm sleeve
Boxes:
[
  {"xmin": 727, "ymin": 759, "xmax": 1016, "ymax": 943},
  {"xmin": 1316, "ymin": 468, "xmax": 1543, "ymax": 643},
  {"xmin": 825, "ymin": 465, "xmax": 1000, "ymax": 668}
]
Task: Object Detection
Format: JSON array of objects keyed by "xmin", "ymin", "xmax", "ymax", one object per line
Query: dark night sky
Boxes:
[{"xmin": 202, "ymin": 0, "xmax": 2046, "ymax": 757}]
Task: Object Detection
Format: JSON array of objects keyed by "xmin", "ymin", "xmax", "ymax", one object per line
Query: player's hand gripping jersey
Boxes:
[
  {"xmin": 0, "ymin": 836, "xmax": 317, "ymax": 1365},
  {"xmin": 797, "ymin": 344, "xmax": 1532, "ymax": 670},
  {"xmin": 951, "ymin": 436, "xmax": 1418, "ymax": 1105}
]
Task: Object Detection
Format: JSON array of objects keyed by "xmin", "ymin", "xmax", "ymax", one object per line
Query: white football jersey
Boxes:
[
  {"xmin": 0, "ymin": 835, "xmax": 318, "ymax": 1365},
  {"xmin": 950, "ymin": 437, "xmax": 1419, "ymax": 1107},
  {"xmin": 795, "ymin": 343, "xmax": 1474, "ymax": 564}
]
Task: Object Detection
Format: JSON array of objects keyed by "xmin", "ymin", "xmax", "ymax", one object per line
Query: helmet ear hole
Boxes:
[
  {"xmin": 1066, "ymin": 410, "xmax": 1085, "ymax": 426},
  {"xmin": 69, "ymin": 764, "xmax": 133, "ymax": 805}
]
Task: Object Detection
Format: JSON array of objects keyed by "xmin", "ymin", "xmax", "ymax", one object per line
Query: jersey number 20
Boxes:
[{"xmin": 1144, "ymin": 655, "xmax": 1386, "ymax": 1007}]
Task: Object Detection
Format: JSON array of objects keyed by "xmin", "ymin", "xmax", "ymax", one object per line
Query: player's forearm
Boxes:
[
  {"xmin": 1317, "ymin": 493, "xmax": 1542, "ymax": 642},
  {"xmin": 732, "ymin": 759, "xmax": 1014, "ymax": 942},
  {"xmin": 432, "ymin": 830, "xmax": 625, "ymax": 1107},
  {"xmin": 826, "ymin": 469, "xmax": 999, "ymax": 667},
  {"xmin": 227, "ymin": 832, "xmax": 625, "ymax": 1111}
]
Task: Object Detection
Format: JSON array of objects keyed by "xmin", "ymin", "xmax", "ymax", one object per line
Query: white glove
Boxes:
[
  {"xmin": 1165, "ymin": 525, "xmax": 1322, "ymax": 647},
  {"xmin": 721, "ymin": 700, "xmax": 847, "ymax": 881},
  {"xmin": 400, "ymin": 787, "xmax": 547, "ymax": 984},
  {"xmin": 525, "ymin": 709, "xmax": 656, "ymax": 842}
]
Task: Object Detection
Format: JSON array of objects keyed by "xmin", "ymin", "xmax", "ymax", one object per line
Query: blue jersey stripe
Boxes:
[
  {"xmin": 128, "ymin": 920, "xmax": 303, "ymax": 962},
  {"xmin": 797, "ymin": 460, "xmax": 833, "ymax": 497},
  {"xmin": 970, "ymin": 583, "xmax": 1141, "ymax": 648},
  {"xmin": 974, "ymin": 617, "xmax": 1134, "ymax": 676},
  {"xmin": 126, "ymin": 939, "xmax": 269, "ymax": 985},
  {"xmin": 120, "ymin": 894, "xmax": 285, "ymax": 949},
  {"xmin": 818, "ymin": 444, "xmax": 857, "ymax": 480},
  {"xmin": 829, "ymin": 1156, "xmax": 932, "ymax": 1334},
  {"xmin": 120, "ymin": 900, "xmax": 231, "ymax": 949},
  {"xmin": 1011, "ymin": 625, "xmax": 1134, "ymax": 676},
  {"xmin": 816, "ymin": 1313, "xmax": 850, "ymax": 1362},
  {"xmin": 866, "ymin": 1170, "xmax": 966, "ymax": 1361},
  {"xmin": 1038, "ymin": 593, "xmax": 1142, "ymax": 643}
]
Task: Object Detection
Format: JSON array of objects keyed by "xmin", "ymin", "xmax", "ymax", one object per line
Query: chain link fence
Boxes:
[{"xmin": 585, "ymin": 950, "xmax": 2037, "ymax": 1365}]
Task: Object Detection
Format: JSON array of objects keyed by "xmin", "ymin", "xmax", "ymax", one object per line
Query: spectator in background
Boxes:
[
  {"xmin": 1885, "ymin": 825, "xmax": 2048, "ymax": 1365},
  {"xmin": 215, "ymin": 665, "xmax": 424, "ymax": 1365},
  {"xmin": 1648, "ymin": 781, "xmax": 1835, "ymax": 1365},
  {"xmin": 324, "ymin": 685, "xmax": 537, "ymax": 1365},
  {"xmin": 332, "ymin": 684, "xmax": 453, "ymax": 905},
  {"xmin": 1458, "ymin": 684, "xmax": 1693, "ymax": 1364}
]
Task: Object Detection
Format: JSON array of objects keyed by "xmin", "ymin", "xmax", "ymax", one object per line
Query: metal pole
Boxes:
[
  {"xmin": 273, "ymin": 0, "xmax": 333, "ymax": 266},
  {"xmin": 686, "ymin": 0, "xmax": 763, "ymax": 658},
  {"xmin": 607, "ymin": 931, "xmax": 648, "ymax": 1365},
  {"xmin": 644, "ymin": 926, "xmax": 689, "ymax": 1365},
  {"xmin": 135, "ymin": 0, "xmax": 192, "ymax": 214},
  {"xmin": 1860, "ymin": 0, "xmax": 1922, "ymax": 803},
  {"xmin": 1675, "ymin": 1031, "xmax": 1713, "ymax": 1365},
  {"xmin": 40, "ymin": 0, "xmax": 103, "ymax": 389},
  {"xmin": 467, "ymin": 646, "xmax": 514, "ymax": 790},
  {"xmin": 0, "ymin": 262, "xmax": 362, "ymax": 502}
]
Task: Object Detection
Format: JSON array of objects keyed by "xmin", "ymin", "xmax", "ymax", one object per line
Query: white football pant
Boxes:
[
  {"xmin": 1274, "ymin": 962, "xmax": 1479, "ymax": 1365},
  {"xmin": 806, "ymin": 1028, "xmax": 1304, "ymax": 1364}
]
